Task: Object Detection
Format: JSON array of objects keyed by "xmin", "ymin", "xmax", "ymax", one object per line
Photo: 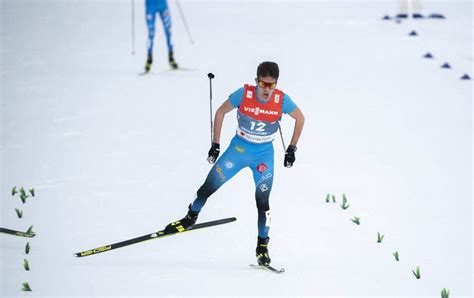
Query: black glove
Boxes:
[
  {"xmin": 207, "ymin": 143, "xmax": 220, "ymax": 164},
  {"xmin": 284, "ymin": 145, "xmax": 297, "ymax": 168}
]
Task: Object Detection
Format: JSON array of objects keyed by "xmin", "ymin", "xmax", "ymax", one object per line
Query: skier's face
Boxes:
[{"xmin": 255, "ymin": 76, "xmax": 277, "ymax": 101}]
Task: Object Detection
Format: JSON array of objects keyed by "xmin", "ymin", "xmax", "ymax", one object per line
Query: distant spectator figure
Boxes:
[
  {"xmin": 145, "ymin": 0, "xmax": 178, "ymax": 72},
  {"xmin": 397, "ymin": 0, "xmax": 423, "ymax": 18}
]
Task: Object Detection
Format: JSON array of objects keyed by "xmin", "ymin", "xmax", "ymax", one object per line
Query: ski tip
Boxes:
[
  {"xmin": 223, "ymin": 217, "xmax": 237, "ymax": 224},
  {"xmin": 250, "ymin": 264, "xmax": 285, "ymax": 273},
  {"xmin": 214, "ymin": 217, "xmax": 237, "ymax": 223}
]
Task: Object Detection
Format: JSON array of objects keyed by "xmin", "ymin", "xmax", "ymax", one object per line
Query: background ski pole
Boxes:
[
  {"xmin": 131, "ymin": 0, "xmax": 135, "ymax": 55},
  {"xmin": 208, "ymin": 73, "xmax": 215, "ymax": 144},
  {"xmin": 176, "ymin": 0, "xmax": 194, "ymax": 44}
]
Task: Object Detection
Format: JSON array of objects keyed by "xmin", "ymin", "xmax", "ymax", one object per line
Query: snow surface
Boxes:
[{"xmin": 1, "ymin": 0, "xmax": 472, "ymax": 297}]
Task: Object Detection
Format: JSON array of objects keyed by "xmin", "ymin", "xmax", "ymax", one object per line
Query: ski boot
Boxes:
[
  {"xmin": 256, "ymin": 236, "xmax": 271, "ymax": 266},
  {"xmin": 144, "ymin": 53, "xmax": 153, "ymax": 73},
  {"xmin": 168, "ymin": 51, "xmax": 179, "ymax": 69},
  {"xmin": 164, "ymin": 204, "xmax": 198, "ymax": 234}
]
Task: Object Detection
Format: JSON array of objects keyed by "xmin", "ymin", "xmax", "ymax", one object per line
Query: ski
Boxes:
[
  {"xmin": 74, "ymin": 217, "xmax": 237, "ymax": 257},
  {"xmin": 250, "ymin": 264, "xmax": 285, "ymax": 274},
  {"xmin": 0, "ymin": 227, "xmax": 36, "ymax": 238}
]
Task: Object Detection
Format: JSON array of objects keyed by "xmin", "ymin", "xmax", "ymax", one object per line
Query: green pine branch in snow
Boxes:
[
  {"xmin": 340, "ymin": 194, "xmax": 350, "ymax": 210},
  {"xmin": 441, "ymin": 288, "xmax": 450, "ymax": 298},
  {"xmin": 351, "ymin": 216, "xmax": 361, "ymax": 225},
  {"xmin": 412, "ymin": 266, "xmax": 421, "ymax": 279},
  {"xmin": 393, "ymin": 251, "xmax": 399, "ymax": 261},
  {"xmin": 19, "ymin": 187, "xmax": 29, "ymax": 203},
  {"xmin": 22, "ymin": 282, "xmax": 32, "ymax": 291},
  {"xmin": 26, "ymin": 225, "xmax": 35, "ymax": 236},
  {"xmin": 23, "ymin": 259, "xmax": 30, "ymax": 271},
  {"xmin": 377, "ymin": 232, "xmax": 384, "ymax": 243},
  {"xmin": 20, "ymin": 194, "xmax": 29, "ymax": 203},
  {"xmin": 15, "ymin": 208, "xmax": 23, "ymax": 218}
]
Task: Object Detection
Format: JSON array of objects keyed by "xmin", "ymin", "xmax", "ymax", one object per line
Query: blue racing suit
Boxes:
[
  {"xmin": 190, "ymin": 85, "xmax": 297, "ymax": 238},
  {"xmin": 145, "ymin": 0, "xmax": 173, "ymax": 55}
]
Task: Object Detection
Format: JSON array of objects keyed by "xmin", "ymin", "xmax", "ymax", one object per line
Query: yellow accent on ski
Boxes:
[{"xmin": 80, "ymin": 245, "xmax": 112, "ymax": 257}]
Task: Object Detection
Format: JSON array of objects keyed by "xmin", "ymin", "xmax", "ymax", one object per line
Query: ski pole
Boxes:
[
  {"xmin": 278, "ymin": 122, "xmax": 286, "ymax": 151},
  {"xmin": 208, "ymin": 73, "xmax": 215, "ymax": 144},
  {"xmin": 175, "ymin": 0, "xmax": 194, "ymax": 44},
  {"xmin": 131, "ymin": 0, "xmax": 135, "ymax": 55}
]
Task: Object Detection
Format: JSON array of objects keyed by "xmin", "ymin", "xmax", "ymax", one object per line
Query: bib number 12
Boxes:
[{"xmin": 250, "ymin": 122, "xmax": 266, "ymax": 132}]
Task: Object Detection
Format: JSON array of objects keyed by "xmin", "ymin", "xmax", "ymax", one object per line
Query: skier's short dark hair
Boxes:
[{"xmin": 257, "ymin": 61, "xmax": 279, "ymax": 80}]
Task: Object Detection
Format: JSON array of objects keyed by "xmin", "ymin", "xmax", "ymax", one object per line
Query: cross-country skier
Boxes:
[
  {"xmin": 144, "ymin": 0, "xmax": 178, "ymax": 72},
  {"xmin": 164, "ymin": 61, "xmax": 305, "ymax": 266}
]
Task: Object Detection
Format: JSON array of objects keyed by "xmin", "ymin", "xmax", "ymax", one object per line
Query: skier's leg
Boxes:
[
  {"xmin": 190, "ymin": 144, "xmax": 246, "ymax": 212},
  {"xmin": 158, "ymin": 8, "xmax": 178, "ymax": 68},
  {"xmin": 251, "ymin": 150, "xmax": 274, "ymax": 265},
  {"xmin": 158, "ymin": 8, "xmax": 173, "ymax": 54},
  {"xmin": 251, "ymin": 156, "xmax": 274, "ymax": 239},
  {"xmin": 146, "ymin": 11, "xmax": 157, "ymax": 56},
  {"xmin": 164, "ymin": 144, "xmax": 246, "ymax": 234},
  {"xmin": 145, "ymin": 10, "xmax": 157, "ymax": 71}
]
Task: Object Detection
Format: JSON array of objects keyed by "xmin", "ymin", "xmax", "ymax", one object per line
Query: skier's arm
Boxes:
[
  {"xmin": 288, "ymin": 107, "xmax": 305, "ymax": 146},
  {"xmin": 283, "ymin": 107, "xmax": 305, "ymax": 168},
  {"xmin": 212, "ymin": 99, "xmax": 234, "ymax": 144},
  {"xmin": 207, "ymin": 99, "xmax": 234, "ymax": 164}
]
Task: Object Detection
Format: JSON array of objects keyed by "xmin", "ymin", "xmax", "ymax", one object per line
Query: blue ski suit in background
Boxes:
[
  {"xmin": 145, "ymin": 0, "xmax": 173, "ymax": 56},
  {"xmin": 190, "ymin": 85, "xmax": 297, "ymax": 239}
]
